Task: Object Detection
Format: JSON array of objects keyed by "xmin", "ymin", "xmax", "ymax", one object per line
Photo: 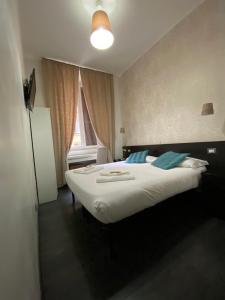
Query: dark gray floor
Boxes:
[{"xmin": 39, "ymin": 188, "xmax": 225, "ymax": 300}]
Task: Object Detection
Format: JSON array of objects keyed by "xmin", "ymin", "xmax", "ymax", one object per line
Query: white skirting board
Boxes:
[{"xmin": 30, "ymin": 107, "xmax": 58, "ymax": 204}]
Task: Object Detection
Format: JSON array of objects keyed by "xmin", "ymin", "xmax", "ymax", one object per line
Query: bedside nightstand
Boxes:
[{"xmin": 201, "ymin": 172, "xmax": 225, "ymax": 219}]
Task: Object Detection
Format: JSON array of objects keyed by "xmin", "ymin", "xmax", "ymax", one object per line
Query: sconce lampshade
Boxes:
[
  {"xmin": 201, "ymin": 103, "xmax": 214, "ymax": 115},
  {"xmin": 120, "ymin": 127, "xmax": 125, "ymax": 134},
  {"xmin": 90, "ymin": 10, "xmax": 114, "ymax": 50}
]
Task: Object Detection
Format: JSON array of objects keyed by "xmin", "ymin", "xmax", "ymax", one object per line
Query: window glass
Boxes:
[{"xmin": 70, "ymin": 88, "xmax": 97, "ymax": 150}]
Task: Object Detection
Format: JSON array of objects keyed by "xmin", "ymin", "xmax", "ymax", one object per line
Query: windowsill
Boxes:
[
  {"xmin": 69, "ymin": 145, "xmax": 99, "ymax": 151},
  {"xmin": 67, "ymin": 145, "xmax": 102, "ymax": 163},
  {"xmin": 67, "ymin": 154, "xmax": 97, "ymax": 164}
]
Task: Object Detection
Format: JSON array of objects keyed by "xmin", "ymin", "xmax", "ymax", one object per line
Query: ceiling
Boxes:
[{"xmin": 18, "ymin": 0, "xmax": 204, "ymax": 76}]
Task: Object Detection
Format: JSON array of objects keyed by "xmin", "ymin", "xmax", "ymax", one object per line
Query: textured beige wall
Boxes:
[
  {"xmin": 114, "ymin": 75, "xmax": 124, "ymax": 158},
  {"xmin": 120, "ymin": 0, "xmax": 225, "ymax": 146}
]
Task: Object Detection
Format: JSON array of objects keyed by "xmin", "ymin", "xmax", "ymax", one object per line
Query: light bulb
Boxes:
[{"xmin": 90, "ymin": 27, "xmax": 114, "ymax": 50}]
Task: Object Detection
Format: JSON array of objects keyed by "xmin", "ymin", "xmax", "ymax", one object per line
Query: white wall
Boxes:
[{"xmin": 0, "ymin": 0, "xmax": 41, "ymax": 299}]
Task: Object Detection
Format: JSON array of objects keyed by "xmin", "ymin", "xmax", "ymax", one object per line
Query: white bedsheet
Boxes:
[{"xmin": 65, "ymin": 162, "xmax": 205, "ymax": 224}]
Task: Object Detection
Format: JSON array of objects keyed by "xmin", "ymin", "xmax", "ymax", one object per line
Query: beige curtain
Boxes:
[
  {"xmin": 81, "ymin": 88, "xmax": 97, "ymax": 146},
  {"xmin": 42, "ymin": 58, "xmax": 79, "ymax": 187},
  {"xmin": 80, "ymin": 68, "xmax": 115, "ymax": 161}
]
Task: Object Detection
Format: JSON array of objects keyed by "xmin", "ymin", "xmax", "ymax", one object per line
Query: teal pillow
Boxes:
[
  {"xmin": 126, "ymin": 150, "xmax": 149, "ymax": 163},
  {"xmin": 152, "ymin": 151, "xmax": 189, "ymax": 170}
]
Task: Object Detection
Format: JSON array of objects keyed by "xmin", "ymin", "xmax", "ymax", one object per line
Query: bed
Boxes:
[{"xmin": 65, "ymin": 161, "xmax": 206, "ymax": 224}]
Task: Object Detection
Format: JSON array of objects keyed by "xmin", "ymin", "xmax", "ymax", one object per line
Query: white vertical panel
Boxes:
[{"xmin": 31, "ymin": 107, "xmax": 58, "ymax": 204}]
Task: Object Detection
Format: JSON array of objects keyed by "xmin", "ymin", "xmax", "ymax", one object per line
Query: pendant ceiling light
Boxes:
[{"xmin": 90, "ymin": 1, "xmax": 114, "ymax": 50}]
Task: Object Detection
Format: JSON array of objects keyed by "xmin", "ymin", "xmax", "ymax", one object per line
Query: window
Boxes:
[
  {"xmin": 71, "ymin": 109, "xmax": 82, "ymax": 147},
  {"xmin": 70, "ymin": 88, "xmax": 97, "ymax": 150}
]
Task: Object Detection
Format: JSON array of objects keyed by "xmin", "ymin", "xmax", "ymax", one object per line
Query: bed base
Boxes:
[
  {"xmin": 71, "ymin": 189, "xmax": 203, "ymax": 259},
  {"xmin": 72, "ymin": 191, "xmax": 116, "ymax": 258},
  {"xmin": 72, "ymin": 192, "xmax": 75, "ymax": 206}
]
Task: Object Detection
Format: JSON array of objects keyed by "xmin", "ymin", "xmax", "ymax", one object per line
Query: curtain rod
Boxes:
[{"xmin": 43, "ymin": 57, "xmax": 112, "ymax": 75}]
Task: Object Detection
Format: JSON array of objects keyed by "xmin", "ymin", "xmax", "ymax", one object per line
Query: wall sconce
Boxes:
[
  {"xmin": 201, "ymin": 103, "xmax": 214, "ymax": 116},
  {"xmin": 120, "ymin": 127, "xmax": 125, "ymax": 134}
]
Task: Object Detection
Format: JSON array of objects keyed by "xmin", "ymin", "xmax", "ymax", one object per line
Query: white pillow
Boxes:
[
  {"xmin": 178, "ymin": 157, "xmax": 209, "ymax": 168},
  {"xmin": 146, "ymin": 155, "xmax": 157, "ymax": 163}
]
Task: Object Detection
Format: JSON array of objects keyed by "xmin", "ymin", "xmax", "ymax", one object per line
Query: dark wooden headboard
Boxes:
[{"xmin": 123, "ymin": 141, "xmax": 225, "ymax": 178}]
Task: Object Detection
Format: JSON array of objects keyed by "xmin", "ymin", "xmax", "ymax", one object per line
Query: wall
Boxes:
[
  {"xmin": 119, "ymin": 0, "xmax": 225, "ymax": 146},
  {"xmin": 0, "ymin": 0, "xmax": 41, "ymax": 299},
  {"xmin": 113, "ymin": 76, "xmax": 124, "ymax": 158}
]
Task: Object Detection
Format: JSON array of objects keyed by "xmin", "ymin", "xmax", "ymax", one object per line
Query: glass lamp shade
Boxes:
[
  {"xmin": 90, "ymin": 10, "xmax": 114, "ymax": 50},
  {"xmin": 90, "ymin": 28, "xmax": 114, "ymax": 50}
]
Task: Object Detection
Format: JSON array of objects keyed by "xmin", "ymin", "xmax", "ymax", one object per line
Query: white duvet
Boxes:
[{"xmin": 65, "ymin": 162, "xmax": 205, "ymax": 224}]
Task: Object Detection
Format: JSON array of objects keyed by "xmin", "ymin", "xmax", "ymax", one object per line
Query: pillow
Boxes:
[
  {"xmin": 146, "ymin": 155, "xmax": 157, "ymax": 163},
  {"xmin": 126, "ymin": 150, "xmax": 149, "ymax": 163},
  {"xmin": 152, "ymin": 151, "xmax": 189, "ymax": 170},
  {"xmin": 178, "ymin": 157, "xmax": 209, "ymax": 168}
]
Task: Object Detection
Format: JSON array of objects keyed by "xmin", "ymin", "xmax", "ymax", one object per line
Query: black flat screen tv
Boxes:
[{"xmin": 24, "ymin": 68, "xmax": 36, "ymax": 111}]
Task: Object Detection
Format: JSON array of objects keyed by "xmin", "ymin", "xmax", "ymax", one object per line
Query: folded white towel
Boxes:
[
  {"xmin": 96, "ymin": 175, "xmax": 135, "ymax": 183},
  {"xmin": 100, "ymin": 170, "xmax": 130, "ymax": 176},
  {"xmin": 73, "ymin": 166, "xmax": 103, "ymax": 174}
]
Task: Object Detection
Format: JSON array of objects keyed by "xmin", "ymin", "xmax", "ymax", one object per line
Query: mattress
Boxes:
[{"xmin": 65, "ymin": 162, "xmax": 206, "ymax": 224}]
